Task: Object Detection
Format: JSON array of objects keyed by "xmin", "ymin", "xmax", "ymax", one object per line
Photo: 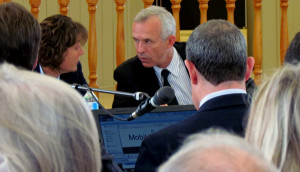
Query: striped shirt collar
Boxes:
[{"xmin": 154, "ymin": 47, "xmax": 180, "ymax": 80}]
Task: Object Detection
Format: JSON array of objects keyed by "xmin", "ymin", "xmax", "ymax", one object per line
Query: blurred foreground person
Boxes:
[
  {"xmin": 0, "ymin": 63, "xmax": 101, "ymax": 172},
  {"xmin": 159, "ymin": 130, "xmax": 278, "ymax": 172},
  {"xmin": 246, "ymin": 64, "xmax": 300, "ymax": 171}
]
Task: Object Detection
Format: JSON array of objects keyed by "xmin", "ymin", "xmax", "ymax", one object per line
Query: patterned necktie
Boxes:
[{"xmin": 161, "ymin": 69, "xmax": 178, "ymax": 105}]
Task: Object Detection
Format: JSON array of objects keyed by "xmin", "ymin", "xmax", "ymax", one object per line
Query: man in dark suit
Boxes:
[
  {"xmin": 112, "ymin": 6, "xmax": 193, "ymax": 108},
  {"xmin": 112, "ymin": 6, "xmax": 256, "ymax": 108},
  {"xmin": 134, "ymin": 19, "xmax": 255, "ymax": 172}
]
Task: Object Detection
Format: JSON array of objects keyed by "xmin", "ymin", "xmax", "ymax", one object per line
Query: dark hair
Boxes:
[
  {"xmin": 74, "ymin": 22, "xmax": 88, "ymax": 45},
  {"xmin": 0, "ymin": 2, "xmax": 41, "ymax": 70},
  {"xmin": 38, "ymin": 14, "xmax": 78, "ymax": 71},
  {"xmin": 186, "ymin": 19, "xmax": 247, "ymax": 85},
  {"xmin": 284, "ymin": 32, "xmax": 300, "ymax": 65}
]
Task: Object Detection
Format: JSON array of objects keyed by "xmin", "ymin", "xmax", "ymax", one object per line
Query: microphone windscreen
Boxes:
[{"xmin": 152, "ymin": 86, "xmax": 175, "ymax": 105}]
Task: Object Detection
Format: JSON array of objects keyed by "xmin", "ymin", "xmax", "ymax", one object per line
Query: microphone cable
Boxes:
[{"xmin": 82, "ymin": 84, "xmax": 129, "ymax": 121}]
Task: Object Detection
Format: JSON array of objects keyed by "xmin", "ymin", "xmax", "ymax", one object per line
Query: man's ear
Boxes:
[
  {"xmin": 167, "ymin": 35, "xmax": 176, "ymax": 48},
  {"xmin": 185, "ymin": 60, "xmax": 197, "ymax": 85},
  {"xmin": 245, "ymin": 56, "xmax": 255, "ymax": 81}
]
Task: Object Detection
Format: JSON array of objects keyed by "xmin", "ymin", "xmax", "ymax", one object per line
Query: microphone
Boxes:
[{"xmin": 127, "ymin": 86, "xmax": 175, "ymax": 121}]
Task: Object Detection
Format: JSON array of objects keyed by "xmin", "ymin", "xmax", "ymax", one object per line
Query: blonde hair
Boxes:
[
  {"xmin": 246, "ymin": 64, "xmax": 300, "ymax": 171},
  {"xmin": 0, "ymin": 63, "xmax": 101, "ymax": 172}
]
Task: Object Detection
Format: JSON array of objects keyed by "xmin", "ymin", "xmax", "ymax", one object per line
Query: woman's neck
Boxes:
[{"xmin": 42, "ymin": 66, "xmax": 61, "ymax": 78}]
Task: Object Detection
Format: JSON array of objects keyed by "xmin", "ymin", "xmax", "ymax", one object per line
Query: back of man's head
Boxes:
[
  {"xmin": 0, "ymin": 2, "xmax": 41, "ymax": 70},
  {"xmin": 186, "ymin": 19, "xmax": 247, "ymax": 86},
  {"xmin": 158, "ymin": 130, "xmax": 279, "ymax": 172}
]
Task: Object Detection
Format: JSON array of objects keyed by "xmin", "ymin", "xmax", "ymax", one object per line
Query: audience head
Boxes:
[
  {"xmin": 185, "ymin": 19, "xmax": 254, "ymax": 108},
  {"xmin": 0, "ymin": 2, "xmax": 41, "ymax": 70},
  {"xmin": 284, "ymin": 32, "xmax": 300, "ymax": 65},
  {"xmin": 186, "ymin": 19, "xmax": 250, "ymax": 85},
  {"xmin": 133, "ymin": 6, "xmax": 176, "ymax": 68},
  {"xmin": 158, "ymin": 130, "xmax": 278, "ymax": 172},
  {"xmin": 246, "ymin": 64, "xmax": 300, "ymax": 171},
  {"xmin": 39, "ymin": 14, "xmax": 84, "ymax": 74},
  {"xmin": 0, "ymin": 63, "xmax": 101, "ymax": 172}
]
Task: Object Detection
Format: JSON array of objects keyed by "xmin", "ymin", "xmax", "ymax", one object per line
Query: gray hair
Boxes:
[
  {"xmin": 246, "ymin": 64, "xmax": 300, "ymax": 171},
  {"xmin": 186, "ymin": 19, "xmax": 247, "ymax": 85},
  {"xmin": 159, "ymin": 129, "xmax": 278, "ymax": 172},
  {"xmin": 0, "ymin": 63, "xmax": 101, "ymax": 172},
  {"xmin": 134, "ymin": 6, "xmax": 176, "ymax": 40}
]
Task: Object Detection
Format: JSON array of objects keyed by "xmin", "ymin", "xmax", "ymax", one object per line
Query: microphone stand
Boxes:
[
  {"xmin": 71, "ymin": 84, "xmax": 150, "ymax": 101},
  {"xmin": 71, "ymin": 84, "xmax": 149, "ymax": 121}
]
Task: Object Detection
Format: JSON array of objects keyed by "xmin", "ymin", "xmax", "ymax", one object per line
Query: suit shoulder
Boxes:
[
  {"xmin": 115, "ymin": 56, "xmax": 140, "ymax": 72},
  {"xmin": 114, "ymin": 56, "xmax": 154, "ymax": 80},
  {"xmin": 174, "ymin": 41, "xmax": 186, "ymax": 47}
]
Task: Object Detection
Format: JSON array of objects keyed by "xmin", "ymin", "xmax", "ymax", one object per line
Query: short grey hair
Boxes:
[
  {"xmin": 158, "ymin": 129, "xmax": 279, "ymax": 172},
  {"xmin": 134, "ymin": 6, "xmax": 176, "ymax": 40},
  {"xmin": 186, "ymin": 19, "xmax": 247, "ymax": 85},
  {"xmin": 0, "ymin": 63, "xmax": 101, "ymax": 172}
]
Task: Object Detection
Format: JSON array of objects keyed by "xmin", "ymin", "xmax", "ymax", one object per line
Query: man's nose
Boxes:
[{"xmin": 136, "ymin": 42, "xmax": 145, "ymax": 54}]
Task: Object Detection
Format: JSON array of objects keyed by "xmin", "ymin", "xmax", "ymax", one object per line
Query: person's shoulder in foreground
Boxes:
[{"xmin": 246, "ymin": 63, "xmax": 300, "ymax": 171}]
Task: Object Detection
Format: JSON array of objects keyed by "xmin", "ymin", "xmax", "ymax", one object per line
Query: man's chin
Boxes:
[{"xmin": 141, "ymin": 63, "xmax": 154, "ymax": 68}]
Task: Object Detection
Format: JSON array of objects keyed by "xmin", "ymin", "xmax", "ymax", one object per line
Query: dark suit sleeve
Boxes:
[
  {"xmin": 245, "ymin": 77, "xmax": 257, "ymax": 103},
  {"xmin": 75, "ymin": 62, "xmax": 88, "ymax": 85},
  {"xmin": 112, "ymin": 56, "xmax": 160, "ymax": 108},
  {"xmin": 112, "ymin": 63, "xmax": 140, "ymax": 108},
  {"xmin": 134, "ymin": 139, "xmax": 160, "ymax": 172},
  {"xmin": 75, "ymin": 63, "xmax": 88, "ymax": 96}
]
